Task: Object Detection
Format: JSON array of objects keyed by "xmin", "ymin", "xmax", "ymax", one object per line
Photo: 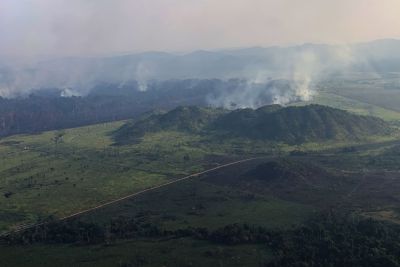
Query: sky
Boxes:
[{"xmin": 1, "ymin": 0, "xmax": 400, "ymax": 59}]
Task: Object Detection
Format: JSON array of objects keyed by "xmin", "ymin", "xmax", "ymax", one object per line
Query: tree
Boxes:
[{"xmin": 52, "ymin": 130, "xmax": 65, "ymax": 154}]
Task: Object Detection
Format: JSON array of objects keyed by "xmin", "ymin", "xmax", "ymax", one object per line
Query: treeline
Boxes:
[
  {"xmin": 0, "ymin": 95, "xmax": 143, "ymax": 136},
  {"xmin": 3, "ymin": 212, "xmax": 400, "ymax": 266},
  {"xmin": 1, "ymin": 217, "xmax": 165, "ymax": 245},
  {"xmin": 1, "ymin": 216, "xmax": 275, "ymax": 246}
]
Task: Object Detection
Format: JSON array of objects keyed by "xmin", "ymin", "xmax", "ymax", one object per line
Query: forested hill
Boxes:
[
  {"xmin": 213, "ymin": 104, "xmax": 391, "ymax": 143},
  {"xmin": 115, "ymin": 104, "xmax": 392, "ymax": 144}
]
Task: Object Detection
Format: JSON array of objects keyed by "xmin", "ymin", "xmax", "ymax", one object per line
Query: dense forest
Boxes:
[{"xmin": 3, "ymin": 212, "xmax": 400, "ymax": 267}]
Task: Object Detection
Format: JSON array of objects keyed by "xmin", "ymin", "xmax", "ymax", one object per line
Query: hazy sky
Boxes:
[{"xmin": 1, "ymin": 0, "xmax": 400, "ymax": 59}]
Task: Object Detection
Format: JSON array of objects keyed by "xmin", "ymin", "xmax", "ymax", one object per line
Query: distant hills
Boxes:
[
  {"xmin": 2, "ymin": 39, "xmax": 400, "ymax": 97},
  {"xmin": 114, "ymin": 105, "xmax": 392, "ymax": 144}
]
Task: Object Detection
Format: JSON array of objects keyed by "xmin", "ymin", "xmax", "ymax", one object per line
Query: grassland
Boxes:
[
  {"xmin": 0, "ymin": 118, "xmax": 289, "ymax": 233},
  {"xmin": 308, "ymin": 73, "xmax": 400, "ymax": 121},
  {"xmin": 0, "ymin": 156, "xmax": 313, "ymax": 267},
  {"xmin": 0, "ymin": 122, "xmax": 214, "ymax": 233}
]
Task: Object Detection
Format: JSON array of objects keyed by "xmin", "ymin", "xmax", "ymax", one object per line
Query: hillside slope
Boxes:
[
  {"xmin": 213, "ymin": 104, "xmax": 391, "ymax": 143},
  {"xmin": 115, "ymin": 104, "xmax": 392, "ymax": 144}
]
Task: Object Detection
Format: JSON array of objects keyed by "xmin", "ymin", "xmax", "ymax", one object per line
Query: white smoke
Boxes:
[
  {"xmin": 61, "ymin": 87, "xmax": 81, "ymax": 97},
  {"xmin": 292, "ymin": 51, "xmax": 319, "ymax": 102},
  {"xmin": 206, "ymin": 53, "xmax": 321, "ymax": 108},
  {"xmin": 0, "ymin": 86, "xmax": 13, "ymax": 98},
  {"xmin": 207, "ymin": 44, "xmax": 359, "ymax": 108},
  {"xmin": 206, "ymin": 79, "xmax": 304, "ymax": 109},
  {"xmin": 136, "ymin": 62, "xmax": 151, "ymax": 92}
]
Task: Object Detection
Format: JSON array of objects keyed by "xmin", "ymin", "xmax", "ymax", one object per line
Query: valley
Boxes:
[
  {"xmin": 1, "ymin": 103, "xmax": 400, "ymax": 266},
  {"xmin": 3, "ymin": 3, "xmax": 400, "ymax": 266}
]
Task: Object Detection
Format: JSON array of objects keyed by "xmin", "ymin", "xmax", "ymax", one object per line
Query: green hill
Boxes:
[
  {"xmin": 114, "ymin": 104, "xmax": 392, "ymax": 144},
  {"xmin": 114, "ymin": 106, "xmax": 226, "ymax": 144},
  {"xmin": 213, "ymin": 104, "xmax": 391, "ymax": 143}
]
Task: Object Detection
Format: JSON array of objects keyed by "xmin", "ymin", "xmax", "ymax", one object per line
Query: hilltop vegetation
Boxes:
[
  {"xmin": 115, "ymin": 104, "xmax": 392, "ymax": 144},
  {"xmin": 114, "ymin": 106, "xmax": 227, "ymax": 144}
]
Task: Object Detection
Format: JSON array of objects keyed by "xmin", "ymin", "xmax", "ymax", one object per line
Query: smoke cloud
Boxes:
[
  {"xmin": 0, "ymin": 40, "xmax": 399, "ymax": 108},
  {"xmin": 1, "ymin": 0, "xmax": 400, "ymax": 59},
  {"xmin": 206, "ymin": 44, "xmax": 360, "ymax": 108},
  {"xmin": 1, "ymin": 1, "xmax": 400, "ymax": 106}
]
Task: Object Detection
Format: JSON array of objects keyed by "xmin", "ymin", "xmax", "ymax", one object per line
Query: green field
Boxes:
[
  {"xmin": 0, "ymin": 119, "xmax": 289, "ymax": 233},
  {"xmin": 308, "ymin": 73, "xmax": 400, "ymax": 121},
  {"xmin": 293, "ymin": 91, "xmax": 400, "ymax": 121},
  {"xmin": 0, "ymin": 122, "xmax": 213, "ymax": 232}
]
